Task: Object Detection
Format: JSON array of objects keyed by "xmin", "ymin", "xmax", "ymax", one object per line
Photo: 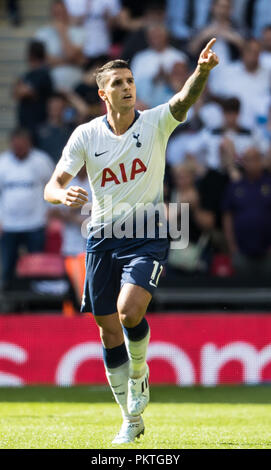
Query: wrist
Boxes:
[
  {"xmin": 58, "ymin": 188, "xmax": 67, "ymax": 204},
  {"xmin": 197, "ymin": 64, "xmax": 211, "ymax": 75}
]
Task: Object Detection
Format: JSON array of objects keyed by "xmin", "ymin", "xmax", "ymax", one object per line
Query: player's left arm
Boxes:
[{"xmin": 169, "ymin": 38, "xmax": 219, "ymax": 122}]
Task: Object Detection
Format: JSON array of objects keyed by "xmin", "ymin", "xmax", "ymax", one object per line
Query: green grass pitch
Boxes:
[{"xmin": 0, "ymin": 385, "xmax": 270, "ymax": 449}]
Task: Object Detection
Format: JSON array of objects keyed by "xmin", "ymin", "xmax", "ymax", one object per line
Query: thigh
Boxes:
[
  {"xmin": 80, "ymin": 251, "xmax": 121, "ymax": 316},
  {"xmin": 25, "ymin": 227, "xmax": 45, "ymax": 253}
]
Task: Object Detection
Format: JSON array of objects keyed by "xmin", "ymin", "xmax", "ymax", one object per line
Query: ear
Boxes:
[{"xmin": 98, "ymin": 88, "xmax": 107, "ymax": 102}]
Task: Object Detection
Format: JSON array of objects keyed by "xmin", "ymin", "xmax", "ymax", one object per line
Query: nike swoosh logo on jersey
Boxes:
[{"xmin": 95, "ymin": 150, "xmax": 108, "ymax": 157}]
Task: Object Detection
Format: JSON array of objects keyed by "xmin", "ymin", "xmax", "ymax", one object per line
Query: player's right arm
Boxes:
[
  {"xmin": 169, "ymin": 38, "xmax": 219, "ymax": 122},
  {"xmin": 44, "ymin": 168, "xmax": 88, "ymax": 207}
]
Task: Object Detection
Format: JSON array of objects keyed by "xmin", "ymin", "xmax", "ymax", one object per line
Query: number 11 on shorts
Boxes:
[{"xmin": 149, "ymin": 260, "xmax": 163, "ymax": 287}]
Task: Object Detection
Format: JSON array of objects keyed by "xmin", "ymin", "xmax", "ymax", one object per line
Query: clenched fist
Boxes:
[{"xmin": 61, "ymin": 185, "xmax": 88, "ymax": 208}]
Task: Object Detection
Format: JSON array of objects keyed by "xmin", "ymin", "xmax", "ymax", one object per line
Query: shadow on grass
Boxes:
[{"xmin": 0, "ymin": 385, "xmax": 271, "ymax": 404}]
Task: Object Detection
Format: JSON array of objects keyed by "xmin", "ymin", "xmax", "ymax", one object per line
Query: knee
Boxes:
[{"xmin": 118, "ymin": 300, "xmax": 144, "ymax": 328}]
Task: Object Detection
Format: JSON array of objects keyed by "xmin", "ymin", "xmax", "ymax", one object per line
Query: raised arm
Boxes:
[
  {"xmin": 44, "ymin": 167, "xmax": 88, "ymax": 207},
  {"xmin": 169, "ymin": 38, "xmax": 219, "ymax": 122}
]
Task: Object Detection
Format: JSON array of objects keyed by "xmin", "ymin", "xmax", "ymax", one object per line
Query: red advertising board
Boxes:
[{"xmin": 0, "ymin": 313, "xmax": 271, "ymax": 386}]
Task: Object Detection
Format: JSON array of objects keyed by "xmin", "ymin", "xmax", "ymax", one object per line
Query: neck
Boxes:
[
  {"xmin": 226, "ymin": 123, "xmax": 238, "ymax": 131},
  {"xmin": 106, "ymin": 107, "xmax": 136, "ymax": 135},
  {"xmin": 244, "ymin": 64, "xmax": 258, "ymax": 73}
]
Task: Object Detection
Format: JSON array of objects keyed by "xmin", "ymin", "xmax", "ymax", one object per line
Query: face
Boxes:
[
  {"xmin": 242, "ymin": 40, "xmax": 261, "ymax": 71},
  {"xmin": 48, "ymin": 97, "xmax": 66, "ymax": 120},
  {"xmin": 98, "ymin": 69, "xmax": 136, "ymax": 113},
  {"xmin": 242, "ymin": 148, "xmax": 263, "ymax": 176},
  {"xmin": 224, "ymin": 110, "xmax": 239, "ymax": 128},
  {"xmin": 147, "ymin": 25, "xmax": 168, "ymax": 52},
  {"xmin": 51, "ymin": 1, "xmax": 68, "ymax": 22},
  {"xmin": 212, "ymin": 0, "xmax": 231, "ymax": 20},
  {"xmin": 11, "ymin": 135, "xmax": 31, "ymax": 159}
]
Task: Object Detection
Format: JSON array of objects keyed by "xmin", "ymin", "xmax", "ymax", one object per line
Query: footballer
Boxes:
[{"xmin": 44, "ymin": 38, "xmax": 219, "ymax": 444}]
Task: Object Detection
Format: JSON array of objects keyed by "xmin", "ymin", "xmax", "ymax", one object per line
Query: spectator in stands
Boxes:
[
  {"xmin": 251, "ymin": 0, "xmax": 271, "ymax": 39},
  {"xmin": 166, "ymin": 88, "xmax": 226, "ymax": 172},
  {"xmin": 167, "ymin": 162, "xmax": 215, "ymax": 272},
  {"xmin": 34, "ymin": 0, "xmax": 84, "ymax": 91},
  {"xmin": 196, "ymin": 112, "xmax": 244, "ymax": 237},
  {"xmin": 228, "ymin": 0, "xmax": 271, "ymax": 38},
  {"xmin": 121, "ymin": 5, "xmax": 166, "ymax": 62},
  {"xmin": 6, "ymin": 0, "xmax": 21, "ymax": 26},
  {"xmin": 80, "ymin": 0, "xmax": 121, "ymax": 65},
  {"xmin": 168, "ymin": 162, "xmax": 214, "ymax": 272},
  {"xmin": 136, "ymin": 60, "xmax": 189, "ymax": 109},
  {"xmin": 259, "ymin": 24, "xmax": 271, "ymax": 71},
  {"xmin": 222, "ymin": 146, "xmax": 271, "ymax": 276},
  {"xmin": 35, "ymin": 92, "xmax": 74, "ymax": 163},
  {"xmin": 209, "ymin": 38, "xmax": 271, "ymax": 129},
  {"xmin": 186, "ymin": 97, "xmax": 263, "ymax": 170},
  {"xmin": 189, "ymin": 0, "xmax": 244, "ymax": 65},
  {"xmin": 118, "ymin": 0, "xmax": 150, "ymax": 34},
  {"xmin": 131, "ymin": 23, "xmax": 187, "ymax": 82},
  {"xmin": 166, "ymin": 0, "xmax": 213, "ymax": 46},
  {"xmin": 166, "ymin": 0, "xmax": 249, "ymax": 43},
  {"xmin": 63, "ymin": 0, "xmax": 86, "ymax": 23},
  {"xmin": 13, "ymin": 40, "xmax": 53, "ymax": 136},
  {"xmin": 0, "ymin": 128, "xmax": 54, "ymax": 289},
  {"xmin": 71, "ymin": 60, "xmax": 105, "ymax": 122}
]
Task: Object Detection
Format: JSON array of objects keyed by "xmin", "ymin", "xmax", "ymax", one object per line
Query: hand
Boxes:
[
  {"xmin": 198, "ymin": 38, "xmax": 219, "ymax": 72},
  {"xmin": 61, "ymin": 186, "xmax": 88, "ymax": 208}
]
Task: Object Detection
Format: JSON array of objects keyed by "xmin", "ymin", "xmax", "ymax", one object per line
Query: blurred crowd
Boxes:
[{"xmin": 2, "ymin": 0, "xmax": 271, "ymax": 289}]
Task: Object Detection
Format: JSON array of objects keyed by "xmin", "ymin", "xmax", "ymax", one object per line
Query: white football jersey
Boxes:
[{"xmin": 57, "ymin": 102, "xmax": 183, "ymax": 249}]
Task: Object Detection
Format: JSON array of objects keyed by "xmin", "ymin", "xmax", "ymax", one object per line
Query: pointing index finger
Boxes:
[{"xmin": 204, "ymin": 37, "xmax": 216, "ymax": 52}]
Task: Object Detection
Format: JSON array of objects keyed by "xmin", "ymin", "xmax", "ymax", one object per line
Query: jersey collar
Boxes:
[{"xmin": 103, "ymin": 109, "xmax": 140, "ymax": 135}]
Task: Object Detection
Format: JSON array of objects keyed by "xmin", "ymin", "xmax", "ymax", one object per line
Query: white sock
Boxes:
[
  {"xmin": 124, "ymin": 329, "xmax": 150, "ymax": 379},
  {"xmin": 105, "ymin": 361, "xmax": 140, "ymax": 421}
]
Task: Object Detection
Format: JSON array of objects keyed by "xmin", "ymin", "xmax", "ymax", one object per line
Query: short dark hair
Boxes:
[
  {"xmin": 27, "ymin": 40, "xmax": 46, "ymax": 61},
  {"xmin": 48, "ymin": 91, "xmax": 67, "ymax": 102},
  {"xmin": 10, "ymin": 127, "xmax": 32, "ymax": 142},
  {"xmin": 221, "ymin": 97, "xmax": 240, "ymax": 113},
  {"xmin": 94, "ymin": 59, "xmax": 132, "ymax": 89}
]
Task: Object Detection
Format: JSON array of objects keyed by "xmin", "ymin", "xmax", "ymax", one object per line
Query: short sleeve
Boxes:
[
  {"xmin": 57, "ymin": 125, "xmax": 86, "ymax": 177},
  {"xmin": 157, "ymin": 102, "xmax": 185, "ymax": 139}
]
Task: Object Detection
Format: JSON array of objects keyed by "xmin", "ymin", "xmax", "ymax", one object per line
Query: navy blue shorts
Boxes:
[{"xmin": 80, "ymin": 239, "xmax": 169, "ymax": 316}]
